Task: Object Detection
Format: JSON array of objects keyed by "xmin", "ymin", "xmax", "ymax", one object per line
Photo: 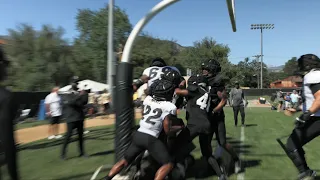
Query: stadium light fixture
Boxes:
[{"xmin": 250, "ymin": 24, "xmax": 275, "ymax": 88}]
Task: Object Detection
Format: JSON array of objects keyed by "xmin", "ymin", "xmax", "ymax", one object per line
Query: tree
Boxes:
[
  {"xmin": 74, "ymin": 5, "xmax": 132, "ymax": 82},
  {"xmin": 283, "ymin": 57, "xmax": 298, "ymax": 76},
  {"xmin": 4, "ymin": 24, "xmax": 73, "ymax": 91},
  {"xmin": 131, "ymin": 35, "xmax": 184, "ymax": 78},
  {"xmin": 179, "ymin": 37, "xmax": 233, "ymax": 83}
]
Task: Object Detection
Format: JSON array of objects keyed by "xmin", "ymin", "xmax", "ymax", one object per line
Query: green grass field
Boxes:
[{"xmin": 3, "ymin": 107, "xmax": 320, "ymax": 180}]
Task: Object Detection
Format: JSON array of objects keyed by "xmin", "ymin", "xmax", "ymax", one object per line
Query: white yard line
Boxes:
[
  {"xmin": 237, "ymin": 126, "xmax": 245, "ymax": 180},
  {"xmin": 91, "ymin": 165, "xmax": 103, "ymax": 180}
]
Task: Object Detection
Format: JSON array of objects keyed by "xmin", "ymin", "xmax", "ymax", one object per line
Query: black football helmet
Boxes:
[
  {"xmin": 296, "ymin": 54, "xmax": 320, "ymax": 76},
  {"xmin": 149, "ymin": 79, "xmax": 175, "ymax": 101},
  {"xmin": 161, "ymin": 67, "xmax": 182, "ymax": 88},
  {"xmin": 201, "ymin": 59, "xmax": 221, "ymax": 77},
  {"xmin": 0, "ymin": 46, "xmax": 9, "ymax": 81},
  {"xmin": 150, "ymin": 57, "xmax": 167, "ymax": 67}
]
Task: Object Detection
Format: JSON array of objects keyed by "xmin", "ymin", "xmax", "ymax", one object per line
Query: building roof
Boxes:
[
  {"xmin": 282, "ymin": 76, "xmax": 303, "ymax": 82},
  {"xmin": 271, "ymin": 76, "xmax": 302, "ymax": 84}
]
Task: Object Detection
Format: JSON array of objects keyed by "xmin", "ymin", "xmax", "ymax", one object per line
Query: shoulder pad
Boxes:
[
  {"xmin": 304, "ymin": 70, "xmax": 320, "ymax": 84},
  {"xmin": 208, "ymin": 74, "xmax": 225, "ymax": 86},
  {"xmin": 187, "ymin": 84, "xmax": 198, "ymax": 92}
]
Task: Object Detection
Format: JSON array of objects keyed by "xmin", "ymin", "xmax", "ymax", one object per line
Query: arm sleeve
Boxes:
[
  {"xmin": 142, "ymin": 68, "xmax": 150, "ymax": 76},
  {"xmin": 216, "ymin": 80, "xmax": 226, "ymax": 93},
  {"xmin": 229, "ymin": 89, "xmax": 233, "ymax": 99},
  {"xmin": 242, "ymin": 90, "xmax": 245, "ymax": 99},
  {"xmin": 309, "ymin": 83, "xmax": 320, "ymax": 95},
  {"xmin": 44, "ymin": 94, "xmax": 51, "ymax": 104},
  {"xmin": 0, "ymin": 93, "xmax": 19, "ymax": 180},
  {"xmin": 169, "ymin": 105, "xmax": 177, "ymax": 116}
]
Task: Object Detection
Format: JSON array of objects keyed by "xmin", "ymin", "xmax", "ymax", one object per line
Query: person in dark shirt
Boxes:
[
  {"xmin": 0, "ymin": 47, "xmax": 19, "ymax": 180},
  {"xmin": 61, "ymin": 81, "xmax": 89, "ymax": 160},
  {"xmin": 229, "ymin": 82, "xmax": 247, "ymax": 126}
]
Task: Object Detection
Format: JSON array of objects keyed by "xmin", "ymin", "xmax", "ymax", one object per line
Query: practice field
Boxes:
[{"xmin": 2, "ymin": 108, "xmax": 320, "ymax": 180}]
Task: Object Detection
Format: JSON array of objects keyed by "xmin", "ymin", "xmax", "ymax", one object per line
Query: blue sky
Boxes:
[{"xmin": 1, "ymin": 0, "xmax": 319, "ymax": 66}]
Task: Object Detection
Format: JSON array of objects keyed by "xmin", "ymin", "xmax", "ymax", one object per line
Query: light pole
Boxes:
[
  {"xmin": 108, "ymin": 0, "xmax": 114, "ymax": 108},
  {"xmin": 250, "ymin": 24, "xmax": 274, "ymax": 89},
  {"xmin": 252, "ymin": 55, "xmax": 261, "ymax": 88}
]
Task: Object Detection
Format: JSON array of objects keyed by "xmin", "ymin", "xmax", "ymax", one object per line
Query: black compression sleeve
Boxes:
[{"xmin": 310, "ymin": 83, "xmax": 320, "ymax": 95}]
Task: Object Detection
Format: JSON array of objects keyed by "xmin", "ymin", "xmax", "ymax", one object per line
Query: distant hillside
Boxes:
[{"xmin": 268, "ymin": 65, "xmax": 284, "ymax": 72}]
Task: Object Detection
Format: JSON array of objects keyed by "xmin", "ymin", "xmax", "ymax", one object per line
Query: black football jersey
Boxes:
[
  {"xmin": 186, "ymin": 83, "xmax": 211, "ymax": 125},
  {"xmin": 207, "ymin": 74, "xmax": 226, "ymax": 113}
]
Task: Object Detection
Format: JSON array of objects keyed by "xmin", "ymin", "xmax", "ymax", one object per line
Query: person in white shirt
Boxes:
[
  {"xmin": 290, "ymin": 90, "xmax": 300, "ymax": 109},
  {"xmin": 105, "ymin": 79, "xmax": 180, "ymax": 180},
  {"xmin": 45, "ymin": 87, "xmax": 62, "ymax": 140}
]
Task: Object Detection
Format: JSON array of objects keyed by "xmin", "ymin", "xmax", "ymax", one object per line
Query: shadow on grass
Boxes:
[
  {"xmin": 186, "ymin": 136, "xmax": 262, "ymax": 178},
  {"xmin": 55, "ymin": 172, "xmax": 95, "ymax": 180},
  {"xmin": 90, "ymin": 150, "xmax": 115, "ymax": 157},
  {"xmin": 244, "ymin": 124, "xmax": 258, "ymax": 127},
  {"xmin": 18, "ymin": 128, "xmax": 115, "ymax": 151}
]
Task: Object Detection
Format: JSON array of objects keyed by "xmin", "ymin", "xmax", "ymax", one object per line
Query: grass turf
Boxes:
[{"xmin": 2, "ymin": 107, "xmax": 320, "ymax": 180}]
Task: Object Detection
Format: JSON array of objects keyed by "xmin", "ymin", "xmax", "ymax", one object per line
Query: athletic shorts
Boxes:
[
  {"xmin": 50, "ymin": 116, "xmax": 61, "ymax": 125},
  {"xmin": 124, "ymin": 131, "xmax": 172, "ymax": 165}
]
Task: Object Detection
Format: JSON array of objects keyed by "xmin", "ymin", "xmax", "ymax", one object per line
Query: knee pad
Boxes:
[{"xmin": 286, "ymin": 137, "xmax": 305, "ymax": 155}]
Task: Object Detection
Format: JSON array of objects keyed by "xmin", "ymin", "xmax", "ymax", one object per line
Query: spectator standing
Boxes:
[
  {"xmin": 284, "ymin": 92, "xmax": 291, "ymax": 109},
  {"xmin": 290, "ymin": 90, "xmax": 300, "ymax": 109},
  {"xmin": 229, "ymin": 82, "xmax": 247, "ymax": 127},
  {"xmin": 61, "ymin": 85, "xmax": 88, "ymax": 160},
  {"xmin": 0, "ymin": 47, "xmax": 19, "ymax": 180},
  {"xmin": 99, "ymin": 89, "xmax": 110, "ymax": 114},
  {"xmin": 45, "ymin": 87, "xmax": 63, "ymax": 140},
  {"xmin": 276, "ymin": 90, "xmax": 284, "ymax": 112}
]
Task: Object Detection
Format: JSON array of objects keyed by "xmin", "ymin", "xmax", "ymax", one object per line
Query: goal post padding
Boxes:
[{"xmin": 114, "ymin": 62, "xmax": 135, "ymax": 162}]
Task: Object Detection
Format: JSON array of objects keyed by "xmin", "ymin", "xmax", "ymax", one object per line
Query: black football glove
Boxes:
[{"xmin": 295, "ymin": 111, "xmax": 312, "ymax": 129}]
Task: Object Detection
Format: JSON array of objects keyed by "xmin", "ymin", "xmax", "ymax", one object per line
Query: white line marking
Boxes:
[
  {"xmin": 237, "ymin": 126, "xmax": 245, "ymax": 180},
  {"xmin": 91, "ymin": 165, "xmax": 103, "ymax": 180}
]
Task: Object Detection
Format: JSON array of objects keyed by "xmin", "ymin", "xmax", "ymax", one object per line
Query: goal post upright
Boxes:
[{"xmin": 226, "ymin": 0, "xmax": 237, "ymax": 32}]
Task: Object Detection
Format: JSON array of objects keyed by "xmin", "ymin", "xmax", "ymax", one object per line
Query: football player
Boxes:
[
  {"xmin": 174, "ymin": 74, "xmax": 227, "ymax": 180},
  {"xmin": 133, "ymin": 57, "xmax": 185, "ymax": 92},
  {"xmin": 280, "ymin": 54, "xmax": 320, "ymax": 180},
  {"xmin": 105, "ymin": 79, "xmax": 180, "ymax": 180},
  {"xmin": 201, "ymin": 59, "xmax": 241, "ymax": 175}
]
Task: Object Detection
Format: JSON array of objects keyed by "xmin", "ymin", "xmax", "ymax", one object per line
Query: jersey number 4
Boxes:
[
  {"xmin": 142, "ymin": 105, "xmax": 162, "ymax": 125},
  {"xmin": 196, "ymin": 93, "xmax": 210, "ymax": 111}
]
